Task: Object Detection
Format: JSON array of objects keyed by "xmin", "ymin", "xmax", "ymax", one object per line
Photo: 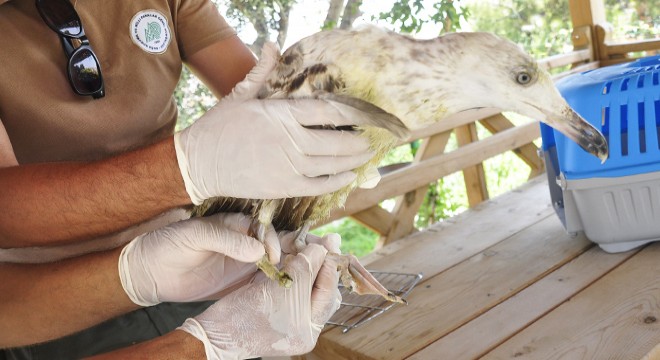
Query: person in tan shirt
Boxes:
[{"xmin": 0, "ymin": 0, "xmax": 373, "ymax": 358}]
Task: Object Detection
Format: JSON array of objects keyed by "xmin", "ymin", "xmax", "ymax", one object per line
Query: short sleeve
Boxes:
[
  {"xmin": 174, "ymin": 0, "xmax": 237, "ymax": 60},
  {"xmin": 0, "ymin": 118, "xmax": 18, "ymax": 167}
]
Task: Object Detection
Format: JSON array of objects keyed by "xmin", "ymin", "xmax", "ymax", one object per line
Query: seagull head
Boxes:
[{"xmin": 439, "ymin": 32, "xmax": 608, "ymax": 162}]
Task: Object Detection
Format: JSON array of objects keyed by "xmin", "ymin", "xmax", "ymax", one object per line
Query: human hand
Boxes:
[
  {"xmin": 118, "ymin": 213, "xmax": 279, "ymax": 306},
  {"xmin": 278, "ymin": 230, "xmax": 342, "ymax": 255},
  {"xmin": 178, "ymin": 243, "xmax": 342, "ymax": 359},
  {"xmin": 174, "ymin": 42, "xmax": 377, "ymax": 204}
]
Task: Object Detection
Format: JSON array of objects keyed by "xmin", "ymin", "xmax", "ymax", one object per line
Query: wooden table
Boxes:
[{"xmin": 311, "ymin": 176, "xmax": 660, "ymax": 359}]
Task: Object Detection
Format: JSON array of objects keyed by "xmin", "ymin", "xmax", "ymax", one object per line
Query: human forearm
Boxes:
[
  {"xmin": 0, "ymin": 137, "xmax": 191, "ymax": 248},
  {"xmin": 0, "ymin": 247, "xmax": 139, "ymax": 348},
  {"xmin": 86, "ymin": 330, "xmax": 205, "ymax": 360}
]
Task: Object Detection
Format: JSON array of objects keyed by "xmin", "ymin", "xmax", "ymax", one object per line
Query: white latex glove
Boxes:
[
  {"xmin": 174, "ymin": 42, "xmax": 377, "ymax": 204},
  {"xmin": 279, "ymin": 231, "xmax": 342, "ymax": 255},
  {"xmin": 178, "ymin": 243, "xmax": 342, "ymax": 359},
  {"xmin": 118, "ymin": 213, "xmax": 279, "ymax": 307}
]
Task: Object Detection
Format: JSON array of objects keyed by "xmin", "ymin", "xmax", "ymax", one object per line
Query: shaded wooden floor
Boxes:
[{"xmin": 309, "ymin": 176, "xmax": 660, "ymax": 360}]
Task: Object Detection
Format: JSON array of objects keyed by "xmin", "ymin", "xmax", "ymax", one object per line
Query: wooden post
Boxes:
[
  {"xmin": 568, "ymin": 0, "xmax": 606, "ymax": 61},
  {"xmin": 455, "ymin": 124, "xmax": 489, "ymax": 207}
]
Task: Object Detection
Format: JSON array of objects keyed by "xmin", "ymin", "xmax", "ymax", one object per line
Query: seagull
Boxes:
[{"xmin": 193, "ymin": 25, "xmax": 608, "ymax": 303}]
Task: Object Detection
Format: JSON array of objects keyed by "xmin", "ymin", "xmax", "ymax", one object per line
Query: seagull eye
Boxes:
[{"xmin": 516, "ymin": 72, "xmax": 532, "ymax": 85}]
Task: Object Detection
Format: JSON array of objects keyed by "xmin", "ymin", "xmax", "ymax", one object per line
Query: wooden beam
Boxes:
[
  {"xmin": 379, "ymin": 131, "xmax": 452, "ymax": 246},
  {"xmin": 604, "ymin": 38, "xmax": 660, "ymax": 55},
  {"xmin": 568, "ymin": 0, "xmax": 605, "ymax": 29},
  {"xmin": 537, "ymin": 48, "xmax": 592, "ymax": 70},
  {"xmin": 568, "ymin": 0, "xmax": 606, "ymax": 60},
  {"xmin": 597, "ymin": 25, "xmax": 660, "ymax": 65},
  {"xmin": 349, "ymin": 206, "xmax": 394, "ymax": 235},
  {"xmin": 595, "ymin": 22, "xmax": 616, "ymax": 62},
  {"xmin": 396, "ymin": 107, "xmax": 502, "ymax": 146},
  {"xmin": 455, "ymin": 124, "xmax": 489, "ymax": 206},
  {"xmin": 479, "ymin": 114, "xmax": 545, "ymax": 178},
  {"xmin": 324, "ymin": 121, "xmax": 541, "ymax": 222}
]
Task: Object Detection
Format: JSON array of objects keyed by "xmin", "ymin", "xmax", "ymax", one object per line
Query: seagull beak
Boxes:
[{"xmin": 538, "ymin": 105, "xmax": 609, "ymax": 163}]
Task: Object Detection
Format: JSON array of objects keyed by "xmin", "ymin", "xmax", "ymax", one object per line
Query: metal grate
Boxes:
[{"xmin": 326, "ymin": 271, "xmax": 423, "ymax": 333}]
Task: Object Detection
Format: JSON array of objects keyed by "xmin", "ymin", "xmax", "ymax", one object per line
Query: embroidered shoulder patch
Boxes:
[{"xmin": 130, "ymin": 10, "xmax": 171, "ymax": 54}]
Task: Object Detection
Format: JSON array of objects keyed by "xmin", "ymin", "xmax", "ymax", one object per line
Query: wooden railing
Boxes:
[
  {"xmin": 315, "ymin": 3, "xmax": 659, "ymax": 247},
  {"xmin": 318, "ymin": 114, "xmax": 545, "ymax": 247},
  {"xmin": 595, "ymin": 24, "xmax": 660, "ymax": 66}
]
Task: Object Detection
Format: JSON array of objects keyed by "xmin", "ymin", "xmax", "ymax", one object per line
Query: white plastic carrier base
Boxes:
[{"xmin": 549, "ymin": 161, "xmax": 660, "ymax": 253}]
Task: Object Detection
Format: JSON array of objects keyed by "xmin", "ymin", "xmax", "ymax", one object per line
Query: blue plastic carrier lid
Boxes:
[{"xmin": 541, "ymin": 55, "xmax": 660, "ymax": 180}]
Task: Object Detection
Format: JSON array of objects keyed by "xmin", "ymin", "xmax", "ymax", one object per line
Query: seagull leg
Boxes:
[
  {"xmin": 327, "ymin": 253, "xmax": 406, "ymax": 304},
  {"xmin": 293, "ymin": 222, "xmax": 312, "ymax": 253},
  {"xmin": 250, "ymin": 216, "xmax": 293, "ymax": 288},
  {"xmin": 255, "ymin": 254, "xmax": 292, "ymax": 288}
]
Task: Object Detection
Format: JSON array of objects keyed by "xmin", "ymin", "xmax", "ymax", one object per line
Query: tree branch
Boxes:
[
  {"xmin": 340, "ymin": 0, "xmax": 363, "ymax": 29},
  {"xmin": 324, "ymin": 0, "xmax": 346, "ymax": 30}
]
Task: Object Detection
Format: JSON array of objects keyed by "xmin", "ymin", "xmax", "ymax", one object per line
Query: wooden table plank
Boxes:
[
  {"xmin": 359, "ymin": 176, "xmax": 552, "ymax": 268},
  {"xmin": 410, "ymin": 244, "xmax": 641, "ymax": 360},
  {"xmin": 315, "ymin": 215, "xmax": 592, "ymax": 359},
  {"xmin": 483, "ymin": 243, "xmax": 660, "ymax": 360}
]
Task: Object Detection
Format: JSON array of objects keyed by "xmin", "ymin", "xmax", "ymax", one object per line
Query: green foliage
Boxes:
[
  {"xmin": 222, "ymin": 0, "xmax": 296, "ymax": 33},
  {"xmin": 174, "ymin": 66, "xmax": 216, "ymax": 131},
  {"xmin": 416, "ymin": 175, "xmax": 467, "ymax": 228},
  {"xmin": 312, "ymin": 219, "xmax": 379, "ymax": 257},
  {"xmin": 377, "ymin": 0, "xmax": 469, "ymax": 34},
  {"xmin": 604, "ymin": 0, "xmax": 659, "ymax": 40},
  {"xmin": 430, "ymin": 0, "xmax": 470, "ymax": 33},
  {"xmin": 466, "ymin": 0, "xmax": 573, "ymax": 59},
  {"xmin": 377, "ymin": 0, "xmax": 426, "ymax": 33}
]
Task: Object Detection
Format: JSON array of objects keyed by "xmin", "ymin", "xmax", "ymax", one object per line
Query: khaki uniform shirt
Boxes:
[
  {"xmin": 0, "ymin": 4, "xmax": 237, "ymax": 355},
  {"xmin": 0, "ymin": 0, "xmax": 235, "ymax": 163},
  {"xmin": 0, "ymin": 0, "xmax": 235, "ymax": 263}
]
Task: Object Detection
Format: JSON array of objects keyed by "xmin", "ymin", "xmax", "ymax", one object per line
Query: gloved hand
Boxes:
[
  {"xmin": 174, "ymin": 42, "xmax": 377, "ymax": 204},
  {"xmin": 178, "ymin": 243, "xmax": 342, "ymax": 359},
  {"xmin": 278, "ymin": 230, "xmax": 342, "ymax": 255},
  {"xmin": 118, "ymin": 213, "xmax": 279, "ymax": 307}
]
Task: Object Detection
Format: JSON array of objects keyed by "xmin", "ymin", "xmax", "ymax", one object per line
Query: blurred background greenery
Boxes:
[{"xmin": 176, "ymin": 0, "xmax": 658, "ymax": 257}]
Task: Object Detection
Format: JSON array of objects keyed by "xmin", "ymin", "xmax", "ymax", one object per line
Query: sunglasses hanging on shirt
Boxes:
[{"xmin": 36, "ymin": 0, "xmax": 105, "ymax": 99}]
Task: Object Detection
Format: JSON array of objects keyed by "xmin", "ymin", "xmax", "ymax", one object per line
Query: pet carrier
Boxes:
[{"xmin": 542, "ymin": 55, "xmax": 660, "ymax": 253}]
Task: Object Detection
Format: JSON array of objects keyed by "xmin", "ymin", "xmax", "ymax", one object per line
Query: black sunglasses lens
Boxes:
[
  {"xmin": 69, "ymin": 48, "xmax": 102, "ymax": 94},
  {"xmin": 37, "ymin": 0, "xmax": 82, "ymax": 36}
]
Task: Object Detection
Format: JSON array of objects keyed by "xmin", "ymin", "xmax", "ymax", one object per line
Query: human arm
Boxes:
[
  {"xmin": 85, "ymin": 330, "xmax": 206, "ymax": 360},
  {"xmin": 0, "ymin": 246, "xmax": 137, "ymax": 348},
  {"xmin": 0, "ymin": 136, "xmax": 191, "ymax": 248},
  {"xmin": 185, "ymin": 34, "xmax": 257, "ymax": 98},
  {"xmin": 0, "ymin": 121, "xmax": 17, "ymax": 167},
  {"xmin": 0, "ymin": 213, "xmax": 273, "ymax": 348}
]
